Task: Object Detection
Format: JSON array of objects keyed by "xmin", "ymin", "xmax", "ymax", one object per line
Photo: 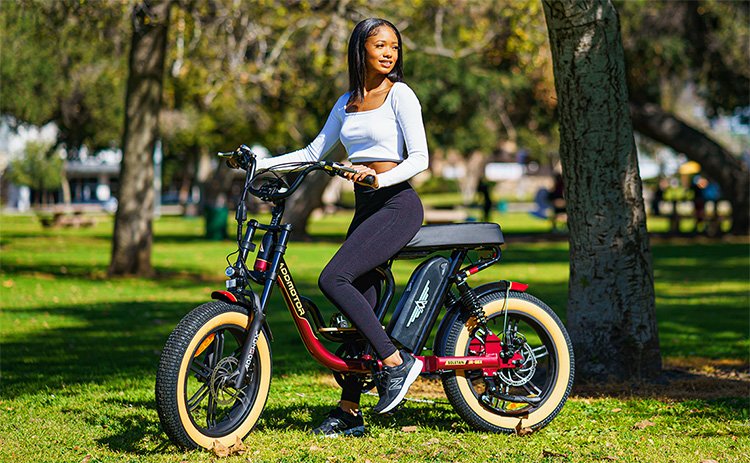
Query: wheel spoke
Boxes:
[
  {"xmin": 209, "ymin": 331, "xmax": 225, "ymax": 369},
  {"xmin": 206, "ymin": 393, "xmax": 217, "ymax": 428},
  {"xmin": 531, "ymin": 345, "xmax": 549, "ymax": 360},
  {"xmin": 523, "ymin": 380, "xmax": 543, "ymax": 396},
  {"xmin": 187, "ymin": 383, "xmax": 209, "ymax": 411},
  {"xmin": 190, "ymin": 360, "xmax": 211, "ymax": 381},
  {"xmin": 500, "ymin": 384, "xmax": 509, "ymax": 411}
]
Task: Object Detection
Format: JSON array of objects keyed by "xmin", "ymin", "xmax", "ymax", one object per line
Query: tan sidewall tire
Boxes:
[
  {"xmin": 451, "ymin": 296, "xmax": 572, "ymax": 430},
  {"xmin": 176, "ymin": 311, "xmax": 271, "ymax": 448}
]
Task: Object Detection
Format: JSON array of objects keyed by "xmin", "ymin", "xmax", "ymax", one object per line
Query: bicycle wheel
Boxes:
[
  {"xmin": 156, "ymin": 301, "xmax": 272, "ymax": 449},
  {"xmin": 442, "ymin": 290, "xmax": 573, "ymax": 432}
]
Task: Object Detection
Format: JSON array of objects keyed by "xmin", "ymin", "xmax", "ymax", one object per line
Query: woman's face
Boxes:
[{"xmin": 363, "ymin": 26, "xmax": 399, "ymax": 77}]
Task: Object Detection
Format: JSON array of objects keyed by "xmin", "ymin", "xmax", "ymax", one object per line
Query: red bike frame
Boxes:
[{"xmin": 267, "ymin": 259, "xmax": 527, "ymax": 375}]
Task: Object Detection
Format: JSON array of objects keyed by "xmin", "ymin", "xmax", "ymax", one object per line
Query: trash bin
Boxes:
[{"xmin": 205, "ymin": 206, "xmax": 228, "ymax": 240}]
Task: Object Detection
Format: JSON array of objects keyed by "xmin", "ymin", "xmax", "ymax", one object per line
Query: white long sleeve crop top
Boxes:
[{"xmin": 256, "ymin": 82, "xmax": 429, "ymax": 188}]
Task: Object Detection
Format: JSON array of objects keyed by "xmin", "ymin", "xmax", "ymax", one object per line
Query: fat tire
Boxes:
[
  {"xmin": 155, "ymin": 301, "xmax": 272, "ymax": 449},
  {"xmin": 441, "ymin": 290, "xmax": 574, "ymax": 433}
]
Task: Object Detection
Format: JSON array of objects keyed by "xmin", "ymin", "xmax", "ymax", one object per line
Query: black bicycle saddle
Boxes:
[{"xmin": 401, "ymin": 223, "xmax": 504, "ymax": 252}]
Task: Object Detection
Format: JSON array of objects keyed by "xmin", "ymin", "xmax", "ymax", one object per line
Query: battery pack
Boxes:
[{"xmin": 387, "ymin": 256, "xmax": 450, "ymax": 353}]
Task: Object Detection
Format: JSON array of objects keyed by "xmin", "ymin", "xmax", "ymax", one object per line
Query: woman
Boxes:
[{"xmin": 255, "ymin": 18, "xmax": 428, "ymax": 436}]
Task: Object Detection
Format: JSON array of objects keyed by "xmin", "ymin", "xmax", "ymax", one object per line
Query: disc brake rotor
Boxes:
[
  {"xmin": 209, "ymin": 356, "xmax": 246, "ymax": 406},
  {"xmin": 497, "ymin": 342, "xmax": 537, "ymax": 387}
]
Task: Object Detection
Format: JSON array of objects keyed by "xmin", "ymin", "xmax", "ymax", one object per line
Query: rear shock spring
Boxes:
[{"xmin": 456, "ymin": 279, "xmax": 487, "ymax": 325}]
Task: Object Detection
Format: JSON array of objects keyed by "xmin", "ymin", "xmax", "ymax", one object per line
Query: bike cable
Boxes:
[{"xmin": 255, "ymin": 161, "xmax": 318, "ymax": 175}]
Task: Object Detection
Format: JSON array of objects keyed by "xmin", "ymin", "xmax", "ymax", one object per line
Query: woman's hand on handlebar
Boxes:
[{"xmin": 341, "ymin": 163, "xmax": 379, "ymax": 188}]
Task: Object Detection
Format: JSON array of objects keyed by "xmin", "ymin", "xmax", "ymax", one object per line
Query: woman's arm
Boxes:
[
  {"xmin": 256, "ymin": 94, "xmax": 347, "ymax": 171},
  {"xmin": 376, "ymin": 84, "xmax": 429, "ymax": 188}
]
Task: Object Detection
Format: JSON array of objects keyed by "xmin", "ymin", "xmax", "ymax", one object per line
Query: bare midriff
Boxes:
[{"xmin": 354, "ymin": 160, "xmax": 398, "ymax": 174}]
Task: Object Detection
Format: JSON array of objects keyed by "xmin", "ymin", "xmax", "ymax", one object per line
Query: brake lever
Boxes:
[
  {"xmin": 332, "ymin": 162, "xmax": 357, "ymax": 174},
  {"xmin": 218, "ymin": 145, "xmax": 256, "ymax": 170}
]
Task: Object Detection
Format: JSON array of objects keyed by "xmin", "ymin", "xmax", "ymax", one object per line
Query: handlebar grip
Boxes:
[
  {"xmin": 325, "ymin": 162, "xmax": 376, "ymax": 187},
  {"xmin": 358, "ymin": 174, "xmax": 376, "ymax": 186}
]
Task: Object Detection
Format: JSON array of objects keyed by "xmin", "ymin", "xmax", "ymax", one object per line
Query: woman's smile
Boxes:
[{"xmin": 379, "ymin": 59, "xmax": 393, "ymax": 69}]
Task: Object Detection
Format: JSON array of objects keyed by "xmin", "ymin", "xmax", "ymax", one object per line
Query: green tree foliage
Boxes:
[
  {"xmin": 2, "ymin": 0, "xmax": 559, "ymax": 171},
  {"xmin": 618, "ymin": 0, "xmax": 749, "ymax": 116},
  {"xmin": 0, "ymin": 0, "xmax": 129, "ymax": 153},
  {"xmin": 617, "ymin": 0, "xmax": 750, "ymax": 234},
  {"xmin": 158, "ymin": 0, "xmax": 355, "ymax": 194},
  {"xmin": 7, "ymin": 141, "xmax": 63, "ymax": 193},
  {"xmin": 405, "ymin": 0, "xmax": 556, "ymax": 158},
  {"xmin": 158, "ymin": 0, "xmax": 558, "ymax": 159}
]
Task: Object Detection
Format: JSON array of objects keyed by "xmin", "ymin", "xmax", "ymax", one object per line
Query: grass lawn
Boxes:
[{"xmin": 0, "ymin": 211, "xmax": 748, "ymax": 463}]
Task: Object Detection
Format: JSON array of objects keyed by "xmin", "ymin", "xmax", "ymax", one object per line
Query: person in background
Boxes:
[
  {"xmin": 690, "ymin": 174, "xmax": 708, "ymax": 234},
  {"xmin": 476, "ymin": 178, "xmax": 493, "ymax": 222},
  {"xmin": 703, "ymin": 179, "xmax": 722, "ymax": 236},
  {"xmin": 549, "ymin": 173, "xmax": 566, "ymax": 231},
  {"xmin": 651, "ymin": 177, "xmax": 668, "ymax": 217}
]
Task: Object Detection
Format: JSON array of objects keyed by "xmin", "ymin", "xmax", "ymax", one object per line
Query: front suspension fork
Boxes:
[{"xmin": 233, "ymin": 223, "xmax": 291, "ymax": 389}]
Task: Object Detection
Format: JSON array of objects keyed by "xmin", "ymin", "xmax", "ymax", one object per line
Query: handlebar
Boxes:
[
  {"xmin": 322, "ymin": 163, "xmax": 377, "ymax": 187},
  {"xmin": 218, "ymin": 145, "xmax": 376, "ymax": 203}
]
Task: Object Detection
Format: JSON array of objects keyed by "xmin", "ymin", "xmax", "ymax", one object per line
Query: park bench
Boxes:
[
  {"xmin": 423, "ymin": 207, "xmax": 468, "ymax": 224},
  {"xmin": 38, "ymin": 210, "xmax": 97, "ymax": 228}
]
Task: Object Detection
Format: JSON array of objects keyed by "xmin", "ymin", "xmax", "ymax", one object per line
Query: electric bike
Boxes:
[{"xmin": 155, "ymin": 145, "xmax": 574, "ymax": 449}]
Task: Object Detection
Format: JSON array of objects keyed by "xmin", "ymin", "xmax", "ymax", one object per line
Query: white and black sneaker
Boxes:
[
  {"xmin": 311, "ymin": 408, "xmax": 366, "ymax": 437},
  {"xmin": 372, "ymin": 350, "xmax": 423, "ymax": 414}
]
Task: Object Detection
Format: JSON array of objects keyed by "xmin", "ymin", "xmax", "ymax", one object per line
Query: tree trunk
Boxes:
[
  {"xmin": 109, "ymin": 0, "xmax": 170, "ymax": 276},
  {"xmin": 458, "ymin": 150, "xmax": 488, "ymax": 206},
  {"xmin": 202, "ymin": 156, "xmax": 234, "ymax": 208},
  {"xmin": 630, "ymin": 102, "xmax": 750, "ymax": 235},
  {"xmin": 60, "ymin": 171, "xmax": 72, "ymax": 205},
  {"xmin": 285, "ymin": 147, "xmax": 347, "ymax": 240},
  {"xmin": 177, "ymin": 154, "xmax": 194, "ymax": 206},
  {"xmin": 543, "ymin": 0, "xmax": 661, "ymax": 381},
  {"xmin": 285, "ymin": 171, "xmax": 334, "ymax": 241}
]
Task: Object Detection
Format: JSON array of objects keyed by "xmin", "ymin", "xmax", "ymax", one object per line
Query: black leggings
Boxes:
[{"xmin": 318, "ymin": 182, "xmax": 423, "ymax": 403}]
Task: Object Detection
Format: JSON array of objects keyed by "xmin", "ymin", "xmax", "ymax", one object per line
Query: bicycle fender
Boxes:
[
  {"xmin": 210, "ymin": 290, "xmax": 274, "ymax": 341},
  {"xmin": 432, "ymin": 281, "xmax": 527, "ymax": 356}
]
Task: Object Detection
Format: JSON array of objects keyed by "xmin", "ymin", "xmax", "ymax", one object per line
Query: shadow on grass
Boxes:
[
  {"xmin": 573, "ymin": 369, "xmax": 750, "ymax": 421},
  {"xmin": 0, "ymin": 262, "xmax": 225, "ymax": 287},
  {"xmin": 93, "ymin": 400, "xmax": 465, "ymax": 454},
  {"xmin": 93, "ymin": 408, "xmax": 173, "ymax": 455},
  {"xmin": 3, "ymin": 295, "xmax": 748, "ymax": 455},
  {"xmin": 256, "ymin": 401, "xmax": 466, "ymax": 434},
  {"xmin": 1, "ymin": 301, "xmax": 182, "ymax": 399}
]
